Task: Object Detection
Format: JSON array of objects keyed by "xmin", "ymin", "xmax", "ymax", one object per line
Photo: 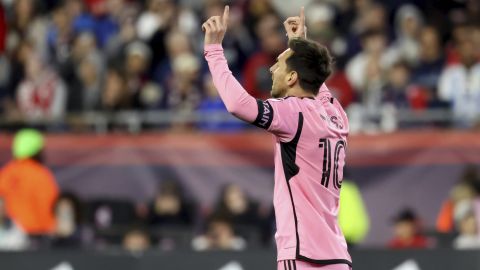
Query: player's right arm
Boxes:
[
  {"xmin": 205, "ymin": 43, "xmax": 300, "ymax": 141},
  {"xmin": 202, "ymin": 6, "xmax": 257, "ymax": 124},
  {"xmin": 202, "ymin": 6, "xmax": 297, "ymax": 139}
]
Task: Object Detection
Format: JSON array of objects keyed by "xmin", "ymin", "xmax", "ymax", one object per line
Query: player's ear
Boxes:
[{"xmin": 286, "ymin": 71, "xmax": 298, "ymax": 87}]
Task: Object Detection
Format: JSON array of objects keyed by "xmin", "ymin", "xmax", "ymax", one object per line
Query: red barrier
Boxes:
[{"xmin": 1, "ymin": 130, "xmax": 479, "ymax": 166}]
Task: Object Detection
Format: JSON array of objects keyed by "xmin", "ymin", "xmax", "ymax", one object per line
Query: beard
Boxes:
[
  {"xmin": 270, "ymin": 82, "xmax": 287, "ymax": 98},
  {"xmin": 271, "ymin": 90, "xmax": 280, "ymax": 98},
  {"xmin": 270, "ymin": 84, "xmax": 286, "ymax": 98}
]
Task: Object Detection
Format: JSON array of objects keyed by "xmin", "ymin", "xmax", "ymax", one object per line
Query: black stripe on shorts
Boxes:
[{"xmin": 284, "ymin": 260, "xmax": 297, "ymax": 270}]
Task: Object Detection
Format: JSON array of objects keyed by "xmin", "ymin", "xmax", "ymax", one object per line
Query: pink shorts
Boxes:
[{"xmin": 278, "ymin": 260, "xmax": 352, "ymax": 270}]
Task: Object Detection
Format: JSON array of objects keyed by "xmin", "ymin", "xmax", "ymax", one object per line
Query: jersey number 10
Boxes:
[{"xmin": 319, "ymin": 138, "xmax": 346, "ymax": 190}]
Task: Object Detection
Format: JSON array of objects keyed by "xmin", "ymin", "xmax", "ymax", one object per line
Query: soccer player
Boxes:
[{"xmin": 203, "ymin": 6, "xmax": 352, "ymax": 270}]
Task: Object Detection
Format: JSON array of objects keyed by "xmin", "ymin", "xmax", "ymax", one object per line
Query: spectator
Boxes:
[
  {"xmin": 204, "ymin": 1, "xmax": 255, "ymax": 76},
  {"xmin": 124, "ymin": 41, "xmax": 152, "ymax": 109},
  {"xmin": 0, "ymin": 197, "xmax": 29, "ymax": 250},
  {"xmin": 166, "ymin": 52, "xmax": 202, "ymax": 129},
  {"xmin": 101, "ymin": 67, "xmax": 130, "ymax": 110},
  {"xmin": 473, "ymin": 23, "xmax": 480, "ymax": 53},
  {"xmin": 0, "ymin": 0, "xmax": 476, "ymax": 131},
  {"xmin": 147, "ymin": 180, "xmax": 194, "ymax": 226},
  {"xmin": 138, "ymin": 82, "xmax": 165, "ymax": 111},
  {"xmin": 136, "ymin": 0, "xmax": 174, "ymax": 41},
  {"xmin": 346, "ymin": 29, "xmax": 399, "ymax": 132},
  {"xmin": 16, "ymin": 54, "xmax": 67, "ymax": 121},
  {"xmin": 438, "ymin": 28, "xmax": 480, "ymax": 128},
  {"xmin": 453, "ymin": 200, "xmax": 480, "ymax": 249},
  {"xmin": 104, "ymin": 9, "xmax": 137, "ymax": 62},
  {"xmin": 63, "ymin": 31, "xmax": 103, "ymax": 113},
  {"xmin": 350, "ymin": 1, "xmax": 387, "ymax": 34},
  {"xmin": 82, "ymin": 0, "xmax": 122, "ymax": 48},
  {"xmin": 7, "ymin": 0, "xmax": 48, "ymax": 58},
  {"xmin": 213, "ymin": 184, "xmax": 261, "ymax": 229},
  {"xmin": 305, "ymin": 2, "xmax": 337, "ymax": 48},
  {"xmin": 153, "ymin": 31, "xmax": 193, "ymax": 96},
  {"xmin": 436, "ymin": 166, "xmax": 478, "ymax": 233},
  {"xmin": 390, "ymin": 4, "xmax": 424, "ymax": 66},
  {"xmin": 46, "ymin": 3, "xmax": 74, "ymax": 67},
  {"xmin": 191, "ymin": 214, "xmax": 246, "ymax": 251},
  {"xmin": 68, "ymin": 0, "xmax": 93, "ymax": 35},
  {"xmin": 343, "ymin": 1, "xmax": 389, "ymax": 59},
  {"xmin": 86, "ymin": 198, "xmax": 138, "ymax": 245},
  {"xmin": 388, "ymin": 208, "xmax": 430, "ymax": 249},
  {"xmin": 137, "ymin": 0, "xmax": 198, "ymax": 40},
  {"xmin": 122, "ymin": 227, "xmax": 151, "ymax": 253},
  {"xmin": 445, "ymin": 22, "xmax": 477, "ymax": 66},
  {"xmin": 0, "ymin": 129, "xmax": 59, "ymax": 236},
  {"xmin": 241, "ymin": 0, "xmax": 278, "ymax": 38},
  {"xmin": 212, "ymin": 183, "xmax": 263, "ymax": 245},
  {"xmin": 411, "ymin": 26, "xmax": 446, "ymax": 104},
  {"xmin": 145, "ymin": 1, "xmax": 199, "ymax": 76},
  {"xmin": 1, "ymin": 39, "xmax": 34, "ymax": 120},
  {"xmin": 381, "ymin": 61, "xmax": 413, "ymax": 109},
  {"xmin": 346, "ymin": 29, "xmax": 397, "ymax": 94},
  {"xmin": 51, "ymin": 193, "xmax": 91, "ymax": 249},
  {"xmin": 465, "ymin": 0, "xmax": 480, "ymax": 25},
  {"xmin": 75, "ymin": 52, "xmax": 103, "ymax": 111},
  {"xmin": 243, "ymin": 13, "xmax": 285, "ymax": 99}
]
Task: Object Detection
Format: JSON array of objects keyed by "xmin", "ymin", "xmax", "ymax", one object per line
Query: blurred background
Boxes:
[{"xmin": 0, "ymin": 0, "xmax": 479, "ymax": 269}]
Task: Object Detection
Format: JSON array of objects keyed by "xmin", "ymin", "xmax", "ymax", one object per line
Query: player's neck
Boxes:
[{"xmin": 285, "ymin": 86, "xmax": 315, "ymax": 99}]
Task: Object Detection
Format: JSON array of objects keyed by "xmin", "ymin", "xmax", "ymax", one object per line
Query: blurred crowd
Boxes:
[
  {"xmin": 0, "ymin": 129, "xmax": 275, "ymax": 251},
  {"xmin": 0, "ymin": 0, "xmax": 478, "ymax": 132},
  {"xmin": 0, "ymin": 175, "xmax": 276, "ymax": 252},
  {"xmin": 383, "ymin": 165, "xmax": 480, "ymax": 250},
  {"xmin": 0, "ymin": 129, "xmax": 364, "ymax": 252},
  {"xmin": 1, "ymin": 129, "xmax": 480, "ymax": 252}
]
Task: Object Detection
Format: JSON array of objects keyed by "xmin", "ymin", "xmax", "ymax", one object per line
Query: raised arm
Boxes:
[{"xmin": 202, "ymin": 6, "xmax": 258, "ymax": 123}]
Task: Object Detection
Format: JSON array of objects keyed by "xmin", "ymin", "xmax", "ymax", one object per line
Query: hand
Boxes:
[
  {"xmin": 202, "ymin": 5, "xmax": 229, "ymax": 45},
  {"xmin": 283, "ymin": 7, "xmax": 307, "ymax": 39}
]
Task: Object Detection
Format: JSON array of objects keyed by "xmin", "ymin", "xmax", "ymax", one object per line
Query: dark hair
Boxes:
[
  {"xmin": 286, "ymin": 38, "xmax": 332, "ymax": 95},
  {"xmin": 215, "ymin": 183, "xmax": 251, "ymax": 214},
  {"xmin": 359, "ymin": 28, "xmax": 386, "ymax": 41},
  {"xmin": 392, "ymin": 208, "xmax": 418, "ymax": 223},
  {"xmin": 391, "ymin": 60, "xmax": 411, "ymax": 72}
]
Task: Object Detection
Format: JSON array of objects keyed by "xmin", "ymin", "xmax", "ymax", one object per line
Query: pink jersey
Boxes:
[{"xmin": 205, "ymin": 44, "xmax": 351, "ymax": 267}]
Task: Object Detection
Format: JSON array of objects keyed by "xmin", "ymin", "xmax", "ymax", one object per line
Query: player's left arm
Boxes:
[{"xmin": 283, "ymin": 7, "xmax": 307, "ymax": 40}]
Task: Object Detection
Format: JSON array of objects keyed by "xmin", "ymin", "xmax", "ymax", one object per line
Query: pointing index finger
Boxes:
[
  {"xmin": 300, "ymin": 6, "xmax": 305, "ymax": 26},
  {"xmin": 223, "ymin": 5, "xmax": 230, "ymax": 26}
]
